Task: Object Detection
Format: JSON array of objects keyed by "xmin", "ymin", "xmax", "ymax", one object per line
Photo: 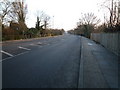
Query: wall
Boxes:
[{"xmin": 91, "ymin": 33, "xmax": 120, "ymax": 56}]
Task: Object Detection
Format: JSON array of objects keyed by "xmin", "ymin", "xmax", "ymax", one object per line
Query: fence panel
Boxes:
[{"xmin": 91, "ymin": 33, "xmax": 120, "ymax": 56}]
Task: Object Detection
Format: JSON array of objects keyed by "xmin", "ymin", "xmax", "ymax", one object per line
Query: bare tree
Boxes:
[
  {"xmin": 11, "ymin": 0, "xmax": 27, "ymax": 23},
  {"xmin": 35, "ymin": 11, "xmax": 44, "ymax": 30},
  {"xmin": 117, "ymin": 1, "xmax": 120, "ymax": 24},
  {"xmin": 101, "ymin": 0, "xmax": 120, "ymax": 27},
  {"xmin": 10, "ymin": 0, "xmax": 28, "ymax": 35},
  {"xmin": 0, "ymin": 0, "xmax": 12, "ymax": 24},
  {"xmin": 43, "ymin": 16, "xmax": 50, "ymax": 30},
  {"xmin": 36, "ymin": 16, "xmax": 40, "ymax": 30},
  {"xmin": 76, "ymin": 13, "xmax": 100, "ymax": 38},
  {"xmin": 35, "ymin": 11, "xmax": 50, "ymax": 29},
  {"xmin": 80, "ymin": 13, "xmax": 100, "ymax": 26},
  {"xmin": 35, "ymin": 11, "xmax": 50, "ymax": 37}
]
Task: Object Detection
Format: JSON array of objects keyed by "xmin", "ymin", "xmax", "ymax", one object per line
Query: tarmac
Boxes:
[{"xmin": 78, "ymin": 36, "xmax": 119, "ymax": 88}]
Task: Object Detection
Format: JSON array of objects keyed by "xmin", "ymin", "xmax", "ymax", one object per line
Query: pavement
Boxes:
[
  {"xmin": 79, "ymin": 36, "xmax": 119, "ymax": 88},
  {"xmin": 1, "ymin": 34, "xmax": 119, "ymax": 88}
]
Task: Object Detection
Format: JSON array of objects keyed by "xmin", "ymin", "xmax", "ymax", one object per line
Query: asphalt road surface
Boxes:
[{"xmin": 2, "ymin": 34, "xmax": 81, "ymax": 88}]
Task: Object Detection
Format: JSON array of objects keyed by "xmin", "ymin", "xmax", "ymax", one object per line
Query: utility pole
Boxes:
[{"xmin": 53, "ymin": 16, "xmax": 54, "ymax": 29}]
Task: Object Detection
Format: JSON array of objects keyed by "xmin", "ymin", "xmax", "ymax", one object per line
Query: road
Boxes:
[
  {"xmin": 2, "ymin": 34, "xmax": 82, "ymax": 88},
  {"xmin": 1, "ymin": 33, "xmax": 119, "ymax": 88}
]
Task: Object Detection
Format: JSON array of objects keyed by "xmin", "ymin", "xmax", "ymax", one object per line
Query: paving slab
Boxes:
[{"xmin": 79, "ymin": 37, "xmax": 119, "ymax": 88}]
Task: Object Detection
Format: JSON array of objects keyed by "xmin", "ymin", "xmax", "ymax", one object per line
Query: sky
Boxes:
[{"xmin": 25, "ymin": 0, "xmax": 107, "ymax": 31}]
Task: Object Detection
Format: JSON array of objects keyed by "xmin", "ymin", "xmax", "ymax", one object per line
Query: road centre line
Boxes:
[
  {"xmin": 18, "ymin": 46, "xmax": 31, "ymax": 50},
  {"xmin": 0, "ymin": 50, "xmax": 13, "ymax": 57}
]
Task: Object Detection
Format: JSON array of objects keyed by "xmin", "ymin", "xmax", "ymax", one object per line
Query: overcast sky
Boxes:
[{"xmin": 25, "ymin": 0, "xmax": 107, "ymax": 31}]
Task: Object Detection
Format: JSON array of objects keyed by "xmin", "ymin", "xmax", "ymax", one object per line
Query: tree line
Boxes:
[
  {"xmin": 68, "ymin": 0, "xmax": 120, "ymax": 38},
  {"xmin": 0, "ymin": 0, "xmax": 65, "ymax": 41}
]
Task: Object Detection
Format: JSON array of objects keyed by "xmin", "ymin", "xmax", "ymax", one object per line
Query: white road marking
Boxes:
[
  {"xmin": 0, "ymin": 51, "xmax": 29, "ymax": 62},
  {"xmin": 88, "ymin": 43, "xmax": 93, "ymax": 46},
  {"xmin": 38, "ymin": 42, "xmax": 42, "ymax": 45},
  {"xmin": 0, "ymin": 50, "xmax": 13, "ymax": 57},
  {"xmin": 30, "ymin": 43, "xmax": 43, "ymax": 46},
  {"xmin": 30, "ymin": 44, "xmax": 34, "ymax": 45},
  {"xmin": 30, "ymin": 44, "xmax": 38, "ymax": 46},
  {"xmin": 18, "ymin": 46, "xmax": 31, "ymax": 50}
]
